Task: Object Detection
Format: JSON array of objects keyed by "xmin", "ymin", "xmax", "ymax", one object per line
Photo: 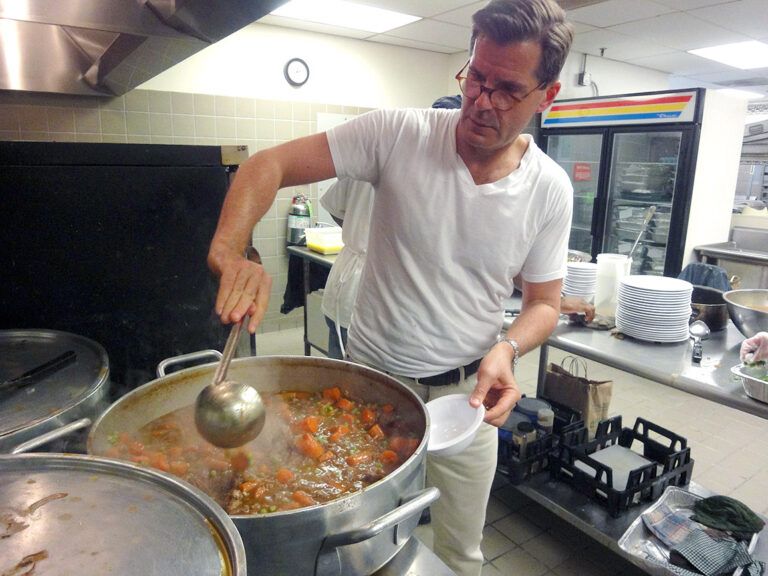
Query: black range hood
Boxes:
[{"xmin": 0, "ymin": 0, "xmax": 287, "ymax": 97}]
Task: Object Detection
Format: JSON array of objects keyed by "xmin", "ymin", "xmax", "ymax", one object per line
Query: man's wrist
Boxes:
[{"xmin": 496, "ymin": 335, "xmax": 520, "ymax": 372}]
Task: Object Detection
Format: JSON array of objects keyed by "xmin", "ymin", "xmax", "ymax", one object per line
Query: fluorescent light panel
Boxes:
[
  {"xmin": 271, "ymin": 0, "xmax": 421, "ymax": 34},
  {"xmin": 688, "ymin": 40, "xmax": 768, "ymax": 70}
]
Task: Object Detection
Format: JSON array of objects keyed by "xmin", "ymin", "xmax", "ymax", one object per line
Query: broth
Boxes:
[{"xmin": 104, "ymin": 386, "xmax": 420, "ymax": 515}]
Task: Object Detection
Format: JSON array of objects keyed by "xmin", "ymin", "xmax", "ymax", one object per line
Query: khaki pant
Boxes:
[{"xmin": 387, "ymin": 371, "xmax": 498, "ymax": 576}]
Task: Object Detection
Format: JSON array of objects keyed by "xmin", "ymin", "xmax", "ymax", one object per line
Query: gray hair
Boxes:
[{"xmin": 471, "ymin": 0, "xmax": 574, "ymax": 85}]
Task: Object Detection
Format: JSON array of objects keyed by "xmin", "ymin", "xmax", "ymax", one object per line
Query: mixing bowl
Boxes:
[{"xmin": 722, "ymin": 289, "xmax": 768, "ymax": 338}]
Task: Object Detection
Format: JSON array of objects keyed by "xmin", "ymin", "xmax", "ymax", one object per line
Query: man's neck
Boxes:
[{"xmin": 458, "ymin": 134, "xmax": 529, "ymax": 185}]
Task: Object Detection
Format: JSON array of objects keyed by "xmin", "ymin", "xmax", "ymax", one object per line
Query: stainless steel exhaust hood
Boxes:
[{"xmin": 0, "ymin": 0, "xmax": 287, "ymax": 97}]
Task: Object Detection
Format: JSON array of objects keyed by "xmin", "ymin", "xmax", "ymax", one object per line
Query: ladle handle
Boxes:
[{"xmin": 212, "ymin": 321, "xmax": 243, "ymax": 386}]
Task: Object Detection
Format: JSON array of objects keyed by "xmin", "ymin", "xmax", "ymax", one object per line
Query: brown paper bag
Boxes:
[{"xmin": 541, "ymin": 356, "xmax": 612, "ymax": 438}]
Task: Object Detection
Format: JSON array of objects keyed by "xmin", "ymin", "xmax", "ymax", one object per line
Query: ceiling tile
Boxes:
[
  {"xmin": 609, "ymin": 12, "xmax": 747, "ymax": 50},
  {"xmin": 691, "ymin": 0, "xmax": 768, "ymax": 40},
  {"xmin": 683, "ymin": 68, "xmax": 768, "ymax": 84},
  {"xmin": 430, "ymin": 1, "xmax": 485, "ymax": 26},
  {"xmin": 571, "ymin": 28, "xmax": 672, "ymax": 59},
  {"xmin": 368, "ymin": 34, "xmax": 462, "ymax": 53},
  {"xmin": 258, "ymin": 15, "xmax": 371, "ymax": 39},
  {"xmin": 652, "ymin": 0, "xmax": 738, "ymax": 9},
  {"xmin": 567, "ymin": 0, "xmax": 674, "ymax": 28},
  {"xmin": 627, "ymin": 51, "xmax": 735, "ymax": 74},
  {"xmin": 351, "ymin": 0, "xmax": 477, "ymax": 18},
  {"xmin": 383, "ymin": 18, "xmax": 471, "ymax": 50}
]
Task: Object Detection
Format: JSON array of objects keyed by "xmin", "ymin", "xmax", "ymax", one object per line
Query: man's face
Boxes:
[{"xmin": 456, "ymin": 35, "xmax": 560, "ymax": 154}]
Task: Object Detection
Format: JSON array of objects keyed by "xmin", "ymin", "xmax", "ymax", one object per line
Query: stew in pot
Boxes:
[{"xmin": 104, "ymin": 386, "xmax": 421, "ymax": 514}]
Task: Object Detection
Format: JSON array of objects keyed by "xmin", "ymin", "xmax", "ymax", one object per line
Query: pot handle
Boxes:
[
  {"xmin": 11, "ymin": 417, "xmax": 92, "ymax": 454},
  {"xmin": 315, "ymin": 486, "xmax": 440, "ymax": 576},
  {"xmin": 156, "ymin": 349, "xmax": 223, "ymax": 378}
]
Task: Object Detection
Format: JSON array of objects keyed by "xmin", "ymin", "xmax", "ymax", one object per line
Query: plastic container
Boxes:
[
  {"xmin": 305, "ymin": 226, "xmax": 344, "ymax": 255},
  {"xmin": 594, "ymin": 253, "xmax": 632, "ymax": 318},
  {"xmin": 426, "ymin": 394, "xmax": 485, "ymax": 457},
  {"xmin": 537, "ymin": 408, "xmax": 555, "ymax": 434},
  {"xmin": 515, "ymin": 397, "xmax": 552, "ymax": 423}
]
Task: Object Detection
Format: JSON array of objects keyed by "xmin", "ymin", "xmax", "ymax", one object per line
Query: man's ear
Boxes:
[{"xmin": 536, "ymin": 81, "xmax": 561, "ymax": 113}]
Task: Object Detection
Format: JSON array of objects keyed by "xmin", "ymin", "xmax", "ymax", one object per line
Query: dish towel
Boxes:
[
  {"xmin": 692, "ymin": 495, "xmax": 765, "ymax": 540},
  {"xmin": 669, "ymin": 529, "xmax": 764, "ymax": 576},
  {"xmin": 642, "ymin": 503, "xmax": 698, "ymax": 548}
]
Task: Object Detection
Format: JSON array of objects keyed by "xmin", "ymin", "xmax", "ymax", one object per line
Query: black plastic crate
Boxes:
[
  {"xmin": 550, "ymin": 416, "xmax": 694, "ymax": 518},
  {"xmin": 497, "ymin": 396, "xmax": 583, "ymax": 484}
]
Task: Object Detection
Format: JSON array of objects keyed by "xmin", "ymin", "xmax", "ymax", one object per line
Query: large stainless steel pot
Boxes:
[
  {"xmin": 87, "ymin": 354, "xmax": 438, "ymax": 576},
  {"xmin": 0, "ymin": 453, "xmax": 246, "ymax": 575},
  {"xmin": 0, "ymin": 330, "xmax": 110, "ymax": 453},
  {"xmin": 690, "ymin": 286, "xmax": 729, "ymax": 332}
]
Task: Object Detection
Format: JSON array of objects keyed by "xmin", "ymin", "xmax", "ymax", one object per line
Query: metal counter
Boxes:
[
  {"xmin": 535, "ymin": 319, "xmax": 768, "ymax": 420},
  {"xmin": 286, "ymin": 246, "xmax": 336, "ymax": 356}
]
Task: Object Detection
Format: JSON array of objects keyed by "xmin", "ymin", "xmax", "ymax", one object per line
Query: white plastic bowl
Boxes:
[{"xmin": 426, "ymin": 394, "xmax": 486, "ymax": 457}]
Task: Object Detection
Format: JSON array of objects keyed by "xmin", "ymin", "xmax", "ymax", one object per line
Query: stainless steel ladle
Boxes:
[
  {"xmin": 194, "ymin": 321, "xmax": 266, "ymax": 448},
  {"xmin": 689, "ymin": 320, "xmax": 710, "ymax": 364}
]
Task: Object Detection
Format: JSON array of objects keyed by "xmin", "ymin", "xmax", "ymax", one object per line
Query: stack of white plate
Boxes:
[
  {"xmin": 563, "ymin": 262, "xmax": 598, "ymax": 300},
  {"xmin": 615, "ymin": 276, "xmax": 693, "ymax": 342}
]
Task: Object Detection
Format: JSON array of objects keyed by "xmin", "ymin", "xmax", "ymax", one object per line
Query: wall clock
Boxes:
[{"xmin": 284, "ymin": 58, "xmax": 309, "ymax": 87}]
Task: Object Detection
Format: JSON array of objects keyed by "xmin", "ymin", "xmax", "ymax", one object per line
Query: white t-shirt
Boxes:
[
  {"xmin": 320, "ymin": 178, "xmax": 374, "ymax": 328},
  {"xmin": 327, "ymin": 108, "xmax": 572, "ymax": 377}
]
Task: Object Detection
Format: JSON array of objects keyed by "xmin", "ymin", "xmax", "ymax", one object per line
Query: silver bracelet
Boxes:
[{"xmin": 496, "ymin": 335, "xmax": 520, "ymax": 372}]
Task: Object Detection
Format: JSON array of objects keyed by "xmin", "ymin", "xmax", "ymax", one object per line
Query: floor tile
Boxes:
[
  {"xmin": 521, "ymin": 531, "xmax": 575, "ymax": 568},
  {"xmin": 481, "ymin": 525, "xmax": 517, "ymax": 561},
  {"xmin": 491, "ymin": 547, "xmax": 549, "ymax": 576},
  {"xmin": 493, "ymin": 512, "xmax": 545, "ymax": 545}
]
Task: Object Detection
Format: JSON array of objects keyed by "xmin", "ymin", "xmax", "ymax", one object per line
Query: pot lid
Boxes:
[
  {"xmin": 0, "ymin": 453, "xmax": 245, "ymax": 576},
  {"xmin": 0, "ymin": 330, "xmax": 109, "ymax": 438}
]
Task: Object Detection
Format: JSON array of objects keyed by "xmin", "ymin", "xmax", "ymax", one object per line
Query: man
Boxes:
[{"xmin": 208, "ymin": 1, "xmax": 573, "ymax": 573}]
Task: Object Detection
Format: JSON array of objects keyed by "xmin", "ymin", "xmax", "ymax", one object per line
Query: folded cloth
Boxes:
[
  {"xmin": 643, "ymin": 503, "xmax": 698, "ymax": 548},
  {"xmin": 670, "ymin": 529, "xmax": 764, "ymax": 576},
  {"xmin": 692, "ymin": 495, "xmax": 765, "ymax": 539}
]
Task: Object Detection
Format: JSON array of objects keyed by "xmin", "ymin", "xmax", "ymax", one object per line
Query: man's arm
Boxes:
[
  {"xmin": 208, "ymin": 132, "xmax": 337, "ymax": 332},
  {"xmin": 471, "ymin": 278, "xmax": 562, "ymax": 426}
]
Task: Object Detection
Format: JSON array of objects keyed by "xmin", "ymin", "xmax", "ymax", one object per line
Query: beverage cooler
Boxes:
[{"xmin": 540, "ymin": 88, "xmax": 744, "ymax": 277}]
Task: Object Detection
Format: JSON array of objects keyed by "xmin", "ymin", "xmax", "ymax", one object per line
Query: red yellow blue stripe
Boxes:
[{"xmin": 543, "ymin": 94, "xmax": 694, "ymax": 126}]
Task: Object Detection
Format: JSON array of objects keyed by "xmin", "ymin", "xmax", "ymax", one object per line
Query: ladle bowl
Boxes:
[
  {"xmin": 689, "ymin": 320, "xmax": 711, "ymax": 364},
  {"xmin": 194, "ymin": 321, "xmax": 266, "ymax": 448}
]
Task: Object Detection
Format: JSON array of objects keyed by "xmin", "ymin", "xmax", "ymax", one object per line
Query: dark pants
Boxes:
[{"xmin": 324, "ymin": 316, "xmax": 348, "ymax": 360}]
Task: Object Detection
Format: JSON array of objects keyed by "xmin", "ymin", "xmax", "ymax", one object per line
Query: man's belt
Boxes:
[{"xmin": 417, "ymin": 358, "xmax": 482, "ymax": 387}]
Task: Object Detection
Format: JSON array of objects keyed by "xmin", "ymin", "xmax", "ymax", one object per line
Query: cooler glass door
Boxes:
[
  {"xmin": 602, "ymin": 131, "xmax": 683, "ymax": 275},
  {"xmin": 545, "ymin": 133, "xmax": 604, "ymax": 255}
]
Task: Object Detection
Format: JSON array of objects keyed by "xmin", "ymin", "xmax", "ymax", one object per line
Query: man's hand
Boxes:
[
  {"xmin": 210, "ymin": 250, "xmax": 272, "ymax": 333},
  {"xmin": 469, "ymin": 343, "xmax": 522, "ymax": 427},
  {"xmin": 560, "ymin": 296, "xmax": 595, "ymax": 323},
  {"xmin": 741, "ymin": 331, "xmax": 768, "ymax": 364}
]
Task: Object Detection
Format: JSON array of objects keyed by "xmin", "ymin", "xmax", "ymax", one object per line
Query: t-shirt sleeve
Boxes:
[
  {"xmin": 326, "ymin": 109, "xmax": 404, "ymax": 185},
  {"xmin": 519, "ymin": 172, "xmax": 573, "ymax": 284}
]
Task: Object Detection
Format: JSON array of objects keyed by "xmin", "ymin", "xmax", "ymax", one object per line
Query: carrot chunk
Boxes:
[
  {"xmin": 368, "ymin": 424, "xmax": 385, "ymax": 440},
  {"xmin": 336, "ymin": 398, "xmax": 354, "ymax": 411},
  {"xmin": 295, "ymin": 433, "xmax": 325, "ymax": 460},
  {"xmin": 360, "ymin": 408, "xmax": 377, "ymax": 426},
  {"xmin": 302, "ymin": 416, "xmax": 320, "ymax": 433},
  {"xmin": 292, "ymin": 490, "xmax": 316, "ymax": 507},
  {"xmin": 380, "ymin": 450, "xmax": 399, "ymax": 464},
  {"xmin": 322, "ymin": 387, "xmax": 342, "ymax": 402},
  {"xmin": 276, "ymin": 468, "xmax": 294, "ymax": 483}
]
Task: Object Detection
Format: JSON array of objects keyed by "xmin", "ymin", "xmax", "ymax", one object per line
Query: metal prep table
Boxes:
[
  {"xmin": 535, "ymin": 317, "xmax": 768, "ymax": 420},
  {"xmin": 287, "ymin": 245, "xmax": 337, "ymax": 356}
]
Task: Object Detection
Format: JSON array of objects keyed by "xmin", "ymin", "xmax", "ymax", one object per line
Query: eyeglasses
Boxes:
[{"xmin": 455, "ymin": 60, "xmax": 545, "ymax": 111}]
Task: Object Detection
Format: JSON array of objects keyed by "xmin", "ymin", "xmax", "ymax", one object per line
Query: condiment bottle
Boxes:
[
  {"xmin": 537, "ymin": 408, "xmax": 555, "ymax": 435},
  {"xmin": 512, "ymin": 421, "xmax": 535, "ymax": 460}
]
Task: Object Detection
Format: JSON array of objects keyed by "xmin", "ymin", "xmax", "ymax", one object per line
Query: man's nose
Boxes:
[{"xmin": 474, "ymin": 87, "xmax": 494, "ymax": 110}]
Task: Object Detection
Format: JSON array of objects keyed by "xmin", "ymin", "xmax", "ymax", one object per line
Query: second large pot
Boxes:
[
  {"xmin": 690, "ymin": 285, "xmax": 729, "ymax": 332},
  {"xmin": 87, "ymin": 355, "xmax": 436, "ymax": 576}
]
